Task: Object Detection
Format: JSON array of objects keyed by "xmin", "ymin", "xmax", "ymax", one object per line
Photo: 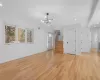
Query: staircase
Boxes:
[{"xmin": 54, "ymin": 41, "xmax": 63, "ymax": 54}]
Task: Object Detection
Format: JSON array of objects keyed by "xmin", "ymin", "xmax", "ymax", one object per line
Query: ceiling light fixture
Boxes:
[
  {"xmin": 74, "ymin": 18, "xmax": 77, "ymax": 21},
  {"xmin": 0, "ymin": 2, "xmax": 3, "ymax": 7},
  {"xmin": 41, "ymin": 13, "xmax": 53, "ymax": 24}
]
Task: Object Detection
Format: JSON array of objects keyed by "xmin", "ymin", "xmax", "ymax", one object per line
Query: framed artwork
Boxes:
[
  {"xmin": 5, "ymin": 25, "xmax": 16, "ymax": 43},
  {"xmin": 27, "ymin": 29, "xmax": 33, "ymax": 43},
  {"xmin": 18, "ymin": 28, "xmax": 25, "ymax": 43}
]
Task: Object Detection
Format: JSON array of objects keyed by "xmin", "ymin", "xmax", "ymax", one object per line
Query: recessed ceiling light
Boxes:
[
  {"xmin": 74, "ymin": 18, "xmax": 77, "ymax": 21},
  {"xmin": 0, "ymin": 3, "xmax": 3, "ymax": 7}
]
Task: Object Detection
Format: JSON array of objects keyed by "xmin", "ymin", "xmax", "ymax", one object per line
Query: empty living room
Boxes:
[{"xmin": 0, "ymin": 0, "xmax": 100, "ymax": 80}]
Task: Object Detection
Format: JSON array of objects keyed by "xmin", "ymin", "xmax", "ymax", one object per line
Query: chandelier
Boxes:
[{"xmin": 41, "ymin": 13, "xmax": 53, "ymax": 24}]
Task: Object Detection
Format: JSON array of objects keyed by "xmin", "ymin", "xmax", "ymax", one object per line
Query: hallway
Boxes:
[{"xmin": 0, "ymin": 49, "xmax": 100, "ymax": 80}]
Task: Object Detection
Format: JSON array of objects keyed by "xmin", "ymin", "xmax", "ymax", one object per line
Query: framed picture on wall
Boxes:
[
  {"xmin": 5, "ymin": 25, "xmax": 16, "ymax": 44},
  {"xmin": 27, "ymin": 29, "xmax": 33, "ymax": 43},
  {"xmin": 18, "ymin": 28, "xmax": 25, "ymax": 43}
]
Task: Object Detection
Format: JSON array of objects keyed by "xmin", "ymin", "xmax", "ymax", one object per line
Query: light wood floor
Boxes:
[{"xmin": 0, "ymin": 50, "xmax": 100, "ymax": 80}]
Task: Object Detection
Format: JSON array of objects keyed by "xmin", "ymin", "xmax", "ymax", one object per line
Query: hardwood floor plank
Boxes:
[{"xmin": 0, "ymin": 50, "xmax": 100, "ymax": 80}]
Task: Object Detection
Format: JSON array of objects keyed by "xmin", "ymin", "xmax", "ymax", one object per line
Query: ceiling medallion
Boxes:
[{"xmin": 41, "ymin": 13, "xmax": 53, "ymax": 24}]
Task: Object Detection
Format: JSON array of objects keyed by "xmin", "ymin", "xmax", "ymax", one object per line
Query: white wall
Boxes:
[
  {"xmin": 90, "ymin": 27, "xmax": 100, "ymax": 52},
  {"xmin": 0, "ymin": 17, "xmax": 53, "ymax": 63},
  {"xmin": 91, "ymin": 27, "xmax": 99, "ymax": 49},
  {"xmin": 81, "ymin": 28, "xmax": 91, "ymax": 52},
  {"xmin": 63, "ymin": 24, "xmax": 91, "ymax": 55},
  {"xmin": 76, "ymin": 26, "xmax": 81, "ymax": 54}
]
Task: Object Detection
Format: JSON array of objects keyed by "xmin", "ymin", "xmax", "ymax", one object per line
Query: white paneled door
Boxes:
[{"xmin": 65, "ymin": 28, "xmax": 76, "ymax": 54}]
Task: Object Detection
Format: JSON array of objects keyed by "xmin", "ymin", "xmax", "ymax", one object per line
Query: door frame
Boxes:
[{"xmin": 47, "ymin": 32, "xmax": 53, "ymax": 50}]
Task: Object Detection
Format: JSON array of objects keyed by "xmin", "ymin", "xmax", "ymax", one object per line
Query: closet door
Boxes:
[{"xmin": 65, "ymin": 28, "xmax": 76, "ymax": 54}]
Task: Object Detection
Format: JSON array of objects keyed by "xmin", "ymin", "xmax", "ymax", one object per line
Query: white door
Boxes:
[
  {"xmin": 65, "ymin": 28, "xmax": 76, "ymax": 54},
  {"xmin": 47, "ymin": 33, "xmax": 52, "ymax": 50}
]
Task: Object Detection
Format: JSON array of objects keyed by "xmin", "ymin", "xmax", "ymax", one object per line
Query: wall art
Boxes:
[{"xmin": 5, "ymin": 25, "xmax": 16, "ymax": 43}]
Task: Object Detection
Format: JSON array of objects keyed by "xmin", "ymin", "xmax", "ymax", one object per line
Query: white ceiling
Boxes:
[
  {"xmin": 89, "ymin": 0, "xmax": 100, "ymax": 26},
  {"xmin": 0, "ymin": 0, "xmax": 95, "ymax": 28}
]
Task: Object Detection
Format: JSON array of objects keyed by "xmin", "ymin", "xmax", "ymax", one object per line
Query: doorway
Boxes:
[
  {"xmin": 91, "ymin": 27, "xmax": 100, "ymax": 52},
  {"xmin": 47, "ymin": 33, "xmax": 53, "ymax": 50}
]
